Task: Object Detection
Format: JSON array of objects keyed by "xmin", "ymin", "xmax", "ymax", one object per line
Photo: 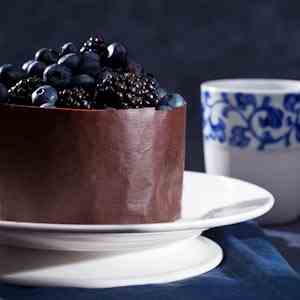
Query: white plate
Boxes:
[
  {"xmin": 0, "ymin": 171, "xmax": 274, "ymax": 288},
  {"xmin": 0, "ymin": 171, "xmax": 274, "ymax": 252}
]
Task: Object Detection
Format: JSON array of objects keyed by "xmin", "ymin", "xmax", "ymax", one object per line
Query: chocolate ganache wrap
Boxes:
[{"xmin": 0, "ymin": 104, "xmax": 186, "ymax": 224}]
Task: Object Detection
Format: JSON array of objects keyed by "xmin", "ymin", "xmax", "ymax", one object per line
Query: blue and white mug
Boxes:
[{"xmin": 201, "ymin": 79, "xmax": 300, "ymax": 224}]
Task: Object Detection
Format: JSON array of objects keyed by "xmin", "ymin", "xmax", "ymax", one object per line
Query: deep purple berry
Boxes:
[
  {"xmin": 0, "ymin": 64, "xmax": 27, "ymax": 87},
  {"xmin": 79, "ymin": 52, "xmax": 101, "ymax": 77},
  {"xmin": 60, "ymin": 42, "xmax": 78, "ymax": 56},
  {"xmin": 104, "ymin": 43, "xmax": 128, "ymax": 68},
  {"xmin": 27, "ymin": 61, "xmax": 47, "ymax": 77},
  {"xmin": 32, "ymin": 85, "xmax": 58, "ymax": 106},
  {"xmin": 58, "ymin": 53, "xmax": 81, "ymax": 70},
  {"xmin": 72, "ymin": 74, "xmax": 95, "ymax": 89},
  {"xmin": 35, "ymin": 48, "xmax": 59, "ymax": 65},
  {"xmin": 43, "ymin": 64, "xmax": 72, "ymax": 88},
  {"xmin": 22, "ymin": 60, "xmax": 35, "ymax": 72}
]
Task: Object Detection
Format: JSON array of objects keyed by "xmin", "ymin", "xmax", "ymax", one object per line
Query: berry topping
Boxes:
[
  {"xmin": 56, "ymin": 87, "xmax": 93, "ymax": 108},
  {"xmin": 35, "ymin": 48, "xmax": 59, "ymax": 65},
  {"xmin": 0, "ymin": 83, "xmax": 8, "ymax": 103},
  {"xmin": 58, "ymin": 53, "xmax": 81, "ymax": 70},
  {"xmin": 159, "ymin": 93, "xmax": 186, "ymax": 109},
  {"xmin": 95, "ymin": 71, "xmax": 160, "ymax": 109},
  {"xmin": 60, "ymin": 42, "xmax": 78, "ymax": 56},
  {"xmin": 79, "ymin": 52, "xmax": 101, "ymax": 78},
  {"xmin": 22, "ymin": 60, "xmax": 35, "ymax": 72},
  {"xmin": 1, "ymin": 33, "xmax": 185, "ymax": 110},
  {"xmin": 8, "ymin": 77, "xmax": 44, "ymax": 105},
  {"xmin": 32, "ymin": 85, "xmax": 58, "ymax": 106},
  {"xmin": 158, "ymin": 88, "xmax": 167, "ymax": 99},
  {"xmin": 0, "ymin": 64, "xmax": 27, "ymax": 87},
  {"xmin": 104, "ymin": 43, "xmax": 128, "ymax": 69},
  {"xmin": 27, "ymin": 61, "xmax": 47, "ymax": 77},
  {"xmin": 72, "ymin": 74, "xmax": 95, "ymax": 89},
  {"xmin": 43, "ymin": 64, "xmax": 72, "ymax": 88},
  {"xmin": 40, "ymin": 102, "xmax": 56, "ymax": 108},
  {"xmin": 80, "ymin": 34, "xmax": 106, "ymax": 55},
  {"xmin": 127, "ymin": 60, "xmax": 144, "ymax": 75}
]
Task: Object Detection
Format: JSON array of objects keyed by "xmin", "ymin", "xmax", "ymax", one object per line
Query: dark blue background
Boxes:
[{"xmin": 1, "ymin": 0, "xmax": 300, "ymax": 170}]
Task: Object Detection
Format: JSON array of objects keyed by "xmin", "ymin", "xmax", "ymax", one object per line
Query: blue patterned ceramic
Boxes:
[
  {"xmin": 202, "ymin": 79, "xmax": 300, "ymax": 151},
  {"xmin": 201, "ymin": 79, "xmax": 300, "ymax": 225}
]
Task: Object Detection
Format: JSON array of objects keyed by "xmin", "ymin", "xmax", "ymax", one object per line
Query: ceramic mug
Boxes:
[{"xmin": 201, "ymin": 79, "xmax": 300, "ymax": 225}]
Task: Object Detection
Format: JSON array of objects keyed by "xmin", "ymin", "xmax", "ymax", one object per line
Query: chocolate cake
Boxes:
[{"xmin": 0, "ymin": 34, "xmax": 186, "ymax": 224}]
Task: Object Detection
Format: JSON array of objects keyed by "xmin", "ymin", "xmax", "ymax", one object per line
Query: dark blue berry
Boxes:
[
  {"xmin": 79, "ymin": 52, "xmax": 101, "ymax": 77},
  {"xmin": 60, "ymin": 42, "xmax": 78, "ymax": 56},
  {"xmin": 104, "ymin": 43, "xmax": 128, "ymax": 68},
  {"xmin": 22, "ymin": 60, "xmax": 35, "ymax": 72},
  {"xmin": 35, "ymin": 48, "xmax": 59, "ymax": 65},
  {"xmin": 157, "ymin": 105, "xmax": 172, "ymax": 111},
  {"xmin": 127, "ymin": 60, "xmax": 144, "ymax": 74},
  {"xmin": 32, "ymin": 85, "xmax": 58, "ymax": 106},
  {"xmin": 82, "ymin": 51, "xmax": 100, "ymax": 62},
  {"xmin": 72, "ymin": 74, "xmax": 95, "ymax": 89},
  {"xmin": 58, "ymin": 53, "xmax": 81, "ymax": 70},
  {"xmin": 27, "ymin": 61, "xmax": 47, "ymax": 77},
  {"xmin": 43, "ymin": 64, "xmax": 72, "ymax": 88},
  {"xmin": 161, "ymin": 93, "xmax": 185, "ymax": 108},
  {"xmin": 158, "ymin": 88, "xmax": 167, "ymax": 99},
  {"xmin": 0, "ymin": 83, "xmax": 8, "ymax": 103},
  {"xmin": 0, "ymin": 64, "xmax": 27, "ymax": 87},
  {"xmin": 40, "ymin": 102, "xmax": 56, "ymax": 108}
]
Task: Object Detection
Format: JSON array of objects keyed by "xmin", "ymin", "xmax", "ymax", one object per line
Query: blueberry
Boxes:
[
  {"xmin": 0, "ymin": 64, "xmax": 27, "ymax": 86},
  {"xmin": 43, "ymin": 64, "xmax": 72, "ymax": 88},
  {"xmin": 161, "ymin": 93, "xmax": 186, "ymax": 108},
  {"xmin": 72, "ymin": 74, "xmax": 95, "ymax": 89},
  {"xmin": 158, "ymin": 88, "xmax": 167, "ymax": 99},
  {"xmin": 35, "ymin": 48, "xmax": 59, "ymax": 65},
  {"xmin": 79, "ymin": 52, "xmax": 101, "ymax": 77},
  {"xmin": 40, "ymin": 102, "xmax": 56, "ymax": 108},
  {"xmin": 105, "ymin": 43, "xmax": 128, "ymax": 68},
  {"xmin": 82, "ymin": 51, "xmax": 100, "ymax": 62},
  {"xmin": 127, "ymin": 60, "xmax": 144, "ymax": 75},
  {"xmin": 27, "ymin": 61, "xmax": 47, "ymax": 77},
  {"xmin": 158, "ymin": 105, "xmax": 172, "ymax": 111},
  {"xmin": 22, "ymin": 60, "xmax": 35, "ymax": 72},
  {"xmin": 60, "ymin": 42, "xmax": 78, "ymax": 56},
  {"xmin": 58, "ymin": 53, "xmax": 81, "ymax": 70},
  {"xmin": 32, "ymin": 85, "xmax": 58, "ymax": 106},
  {"xmin": 0, "ymin": 83, "xmax": 8, "ymax": 103}
]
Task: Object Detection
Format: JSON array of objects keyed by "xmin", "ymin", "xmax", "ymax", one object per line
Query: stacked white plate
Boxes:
[{"xmin": 0, "ymin": 171, "xmax": 274, "ymax": 288}]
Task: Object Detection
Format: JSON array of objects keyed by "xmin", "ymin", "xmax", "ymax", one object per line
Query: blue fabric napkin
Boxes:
[{"xmin": 0, "ymin": 222, "xmax": 299, "ymax": 300}]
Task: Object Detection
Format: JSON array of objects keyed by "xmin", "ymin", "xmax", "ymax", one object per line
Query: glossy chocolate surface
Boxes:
[{"xmin": 0, "ymin": 105, "xmax": 186, "ymax": 224}]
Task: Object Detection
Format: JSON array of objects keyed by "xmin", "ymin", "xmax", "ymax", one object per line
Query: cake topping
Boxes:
[
  {"xmin": 32, "ymin": 85, "xmax": 58, "ymax": 106},
  {"xmin": 0, "ymin": 34, "xmax": 186, "ymax": 110},
  {"xmin": 95, "ymin": 71, "xmax": 160, "ymax": 109},
  {"xmin": 57, "ymin": 87, "xmax": 93, "ymax": 109},
  {"xmin": 8, "ymin": 77, "xmax": 44, "ymax": 105},
  {"xmin": 61, "ymin": 42, "xmax": 78, "ymax": 56}
]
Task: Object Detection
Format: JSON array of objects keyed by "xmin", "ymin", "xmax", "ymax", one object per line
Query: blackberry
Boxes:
[
  {"xmin": 56, "ymin": 87, "xmax": 93, "ymax": 109},
  {"xmin": 8, "ymin": 76, "xmax": 44, "ymax": 105},
  {"xmin": 95, "ymin": 71, "xmax": 160, "ymax": 109},
  {"xmin": 80, "ymin": 35, "xmax": 107, "ymax": 56}
]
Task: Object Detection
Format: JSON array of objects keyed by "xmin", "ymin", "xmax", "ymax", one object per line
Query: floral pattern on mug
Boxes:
[{"xmin": 202, "ymin": 91, "xmax": 300, "ymax": 150}]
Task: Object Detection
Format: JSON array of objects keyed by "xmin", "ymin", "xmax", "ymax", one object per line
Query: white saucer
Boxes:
[
  {"xmin": 0, "ymin": 171, "xmax": 274, "ymax": 288},
  {"xmin": 0, "ymin": 237, "xmax": 222, "ymax": 288}
]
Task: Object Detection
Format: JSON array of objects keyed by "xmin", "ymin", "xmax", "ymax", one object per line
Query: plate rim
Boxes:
[{"xmin": 0, "ymin": 171, "xmax": 274, "ymax": 234}]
